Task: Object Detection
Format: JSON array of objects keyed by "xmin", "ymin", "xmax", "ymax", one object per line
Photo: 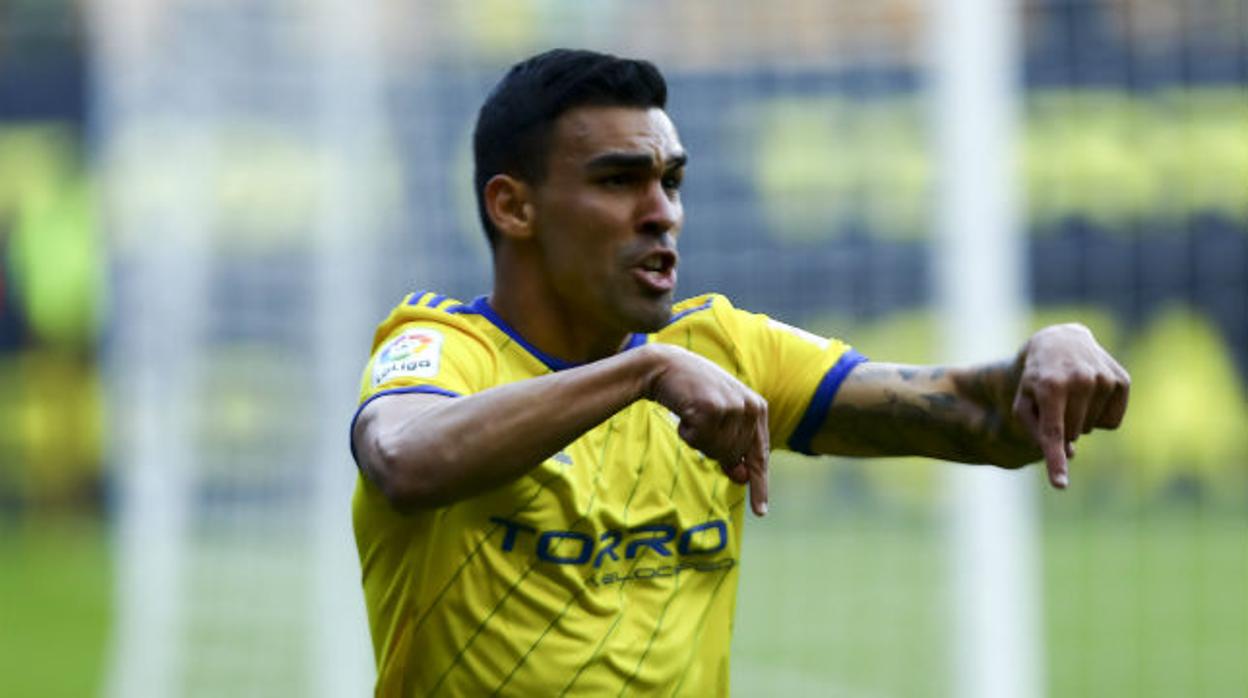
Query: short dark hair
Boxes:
[{"xmin": 472, "ymin": 49, "xmax": 668, "ymax": 247}]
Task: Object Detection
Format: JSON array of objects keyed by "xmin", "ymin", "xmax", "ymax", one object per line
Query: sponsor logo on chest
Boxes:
[{"xmin": 488, "ymin": 516, "xmax": 735, "ymax": 587}]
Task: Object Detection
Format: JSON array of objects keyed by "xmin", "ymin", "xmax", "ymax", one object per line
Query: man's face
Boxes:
[{"xmin": 528, "ymin": 105, "xmax": 686, "ymax": 335}]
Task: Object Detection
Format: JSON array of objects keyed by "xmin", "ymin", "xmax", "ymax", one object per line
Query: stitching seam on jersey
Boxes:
[
  {"xmin": 404, "ymin": 460, "xmax": 574, "ymax": 660},
  {"xmin": 482, "ymin": 424, "xmax": 621, "ymax": 694},
  {"xmin": 618, "ymin": 573, "xmax": 681, "ymax": 697},
  {"xmin": 493, "ymin": 587, "xmax": 587, "ymax": 695},
  {"xmin": 669, "ymin": 557, "xmax": 736, "ymax": 696},
  {"xmin": 427, "ymin": 566, "xmax": 538, "ymax": 696},
  {"xmin": 668, "ymin": 496, "xmax": 744, "ymax": 695}
]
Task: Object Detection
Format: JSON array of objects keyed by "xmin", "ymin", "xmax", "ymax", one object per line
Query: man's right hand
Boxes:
[
  {"xmin": 640, "ymin": 344, "xmax": 770, "ymax": 516},
  {"xmin": 356, "ymin": 340, "xmax": 771, "ymax": 515}
]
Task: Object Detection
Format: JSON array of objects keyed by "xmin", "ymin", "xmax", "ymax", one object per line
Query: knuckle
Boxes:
[
  {"xmin": 699, "ymin": 397, "xmax": 729, "ymax": 418},
  {"xmin": 1065, "ymin": 376, "xmax": 1094, "ymax": 397},
  {"xmin": 1040, "ymin": 421, "xmax": 1063, "ymax": 439},
  {"xmin": 1070, "ymin": 367, "xmax": 1095, "ymax": 388},
  {"xmin": 679, "ymin": 405, "xmax": 704, "ymax": 426},
  {"xmin": 1035, "ymin": 373, "xmax": 1064, "ymax": 394}
]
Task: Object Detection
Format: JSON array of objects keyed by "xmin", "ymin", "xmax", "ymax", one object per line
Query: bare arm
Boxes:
[
  {"xmin": 352, "ymin": 343, "xmax": 770, "ymax": 514},
  {"xmin": 811, "ymin": 359, "xmax": 1032, "ymax": 465},
  {"xmin": 811, "ymin": 323, "xmax": 1130, "ymax": 488}
]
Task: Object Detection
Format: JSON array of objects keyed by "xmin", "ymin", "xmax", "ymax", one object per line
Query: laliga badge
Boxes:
[{"xmin": 372, "ymin": 327, "xmax": 443, "ymax": 387}]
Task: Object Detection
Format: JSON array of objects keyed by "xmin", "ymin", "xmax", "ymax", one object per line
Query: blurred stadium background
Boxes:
[{"xmin": 1, "ymin": 0, "xmax": 1245, "ymax": 696}]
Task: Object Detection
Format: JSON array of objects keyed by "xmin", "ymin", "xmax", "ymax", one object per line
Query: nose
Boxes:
[{"xmin": 637, "ymin": 182, "xmax": 681, "ymax": 237}]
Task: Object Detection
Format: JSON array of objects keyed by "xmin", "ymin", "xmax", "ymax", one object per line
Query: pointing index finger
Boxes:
[
  {"xmin": 747, "ymin": 412, "xmax": 769, "ymax": 516},
  {"xmin": 1035, "ymin": 383, "xmax": 1070, "ymax": 489}
]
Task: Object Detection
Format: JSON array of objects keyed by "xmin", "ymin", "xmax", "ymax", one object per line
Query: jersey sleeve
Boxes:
[
  {"xmin": 349, "ymin": 292, "xmax": 498, "ymax": 463},
  {"xmin": 708, "ymin": 296, "xmax": 868, "ymax": 455}
]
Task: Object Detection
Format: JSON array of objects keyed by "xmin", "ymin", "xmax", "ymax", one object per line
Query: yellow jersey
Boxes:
[{"xmin": 351, "ymin": 291, "xmax": 864, "ymax": 696}]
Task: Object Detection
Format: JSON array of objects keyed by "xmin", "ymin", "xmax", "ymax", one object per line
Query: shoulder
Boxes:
[
  {"xmin": 370, "ymin": 291, "xmax": 490, "ymax": 352},
  {"xmin": 667, "ymin": 293, "xmax": 735, "ymax": 326},
  {"xmin": 655, "ymin": 294, "xmax": 757, "ymax": 357},
  {"xmin": 664, "ymin": 293, "xmax": 773, "ymax": 340},
  {"xmin": 660, "ymin": 293, "xmax": 846, "ymax": 357},
  {"xmin": 404, "ymin": 290, "xmax": 465, "ymax": 313}
]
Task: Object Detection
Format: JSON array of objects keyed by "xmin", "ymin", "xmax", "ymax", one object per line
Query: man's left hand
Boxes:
[{"xmin": 1011, "ymin": 323, "xmax": 1131, "ymax": 489}]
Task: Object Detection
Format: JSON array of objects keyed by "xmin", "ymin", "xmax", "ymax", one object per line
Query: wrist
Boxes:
[{"xmin": 632, "ymin": 343, "xmax": 675, "ymax": 402}]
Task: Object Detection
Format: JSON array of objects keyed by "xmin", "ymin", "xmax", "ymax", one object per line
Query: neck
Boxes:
[{"xmin": 490, "ymin": 248, "xmax": 630, "ymax": 365}]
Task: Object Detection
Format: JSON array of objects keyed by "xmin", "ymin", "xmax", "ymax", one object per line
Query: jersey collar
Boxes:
[{"xmin": 458, "ymin": 295, "xmax": 647, "ymax": 372}]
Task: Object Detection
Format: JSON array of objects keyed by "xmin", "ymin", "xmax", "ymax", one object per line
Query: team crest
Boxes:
[{"xmin": 372, "ymin": 327, "xmax": 443, "ymax": 387}]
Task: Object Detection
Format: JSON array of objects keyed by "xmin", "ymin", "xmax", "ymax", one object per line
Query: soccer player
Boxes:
[{"xmin": 350, "ymin": 49, "xmax": 1130, "ymax": 695}]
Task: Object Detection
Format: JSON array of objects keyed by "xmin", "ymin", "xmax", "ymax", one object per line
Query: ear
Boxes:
[{"xmin": 483, "ymin": 174, "xmax": 535, "ymax": 242}]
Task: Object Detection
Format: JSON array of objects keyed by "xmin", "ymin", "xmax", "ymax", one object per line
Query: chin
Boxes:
[{"xmin": 624, "ymin": 297, "xmax": 673, "ymax": 333}]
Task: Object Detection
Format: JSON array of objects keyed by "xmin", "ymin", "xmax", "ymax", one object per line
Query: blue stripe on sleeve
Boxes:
[
  {"xmin": 406, "ymin": 290, "xmax": 429, "ymax": 306},
  {"xmin": 424, "ymin": 293, "xmax": 448, "ymax": 309},
  {"xmin": 786, "ymin": 350, "xmax": 868, "ymax": 456},
  {"xmin": 348, "ymin": 385, "xmax": 461, "ymax": 466}
]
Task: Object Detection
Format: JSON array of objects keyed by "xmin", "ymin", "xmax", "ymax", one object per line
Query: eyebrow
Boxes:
[{"xmin": 585, "ymin": 151, "xmax": 689, "ymax": 171}]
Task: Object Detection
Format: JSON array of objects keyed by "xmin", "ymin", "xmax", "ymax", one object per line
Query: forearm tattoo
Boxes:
[{"xmin": 825, "ymin": 361, "xmax": 1039, "ymax": 466}]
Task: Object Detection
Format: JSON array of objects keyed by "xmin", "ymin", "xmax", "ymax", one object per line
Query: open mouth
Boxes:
[
  {"xmin": 633, "ymin": 249, "xmax": 679, "ymax": 293},
  {"xmin": 639, "ymin": 250, "xmax": 676, "ymax": 274}
]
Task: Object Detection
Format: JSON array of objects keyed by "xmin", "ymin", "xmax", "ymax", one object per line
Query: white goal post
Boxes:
[{"xmin": 931, "ymin": 2, "xmax": 1044, "ymax": 698}]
